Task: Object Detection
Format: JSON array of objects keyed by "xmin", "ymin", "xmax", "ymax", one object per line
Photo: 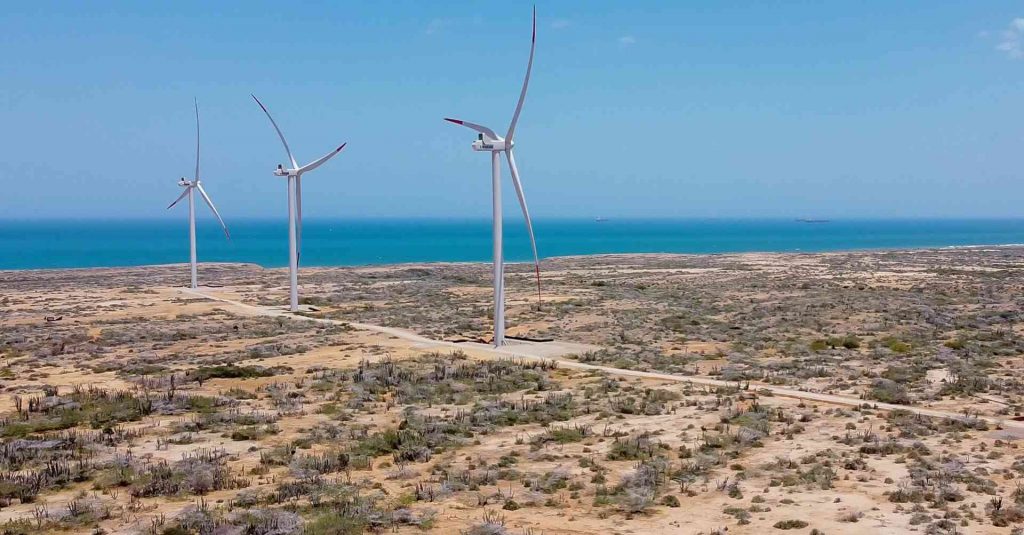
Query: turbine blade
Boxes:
[
  {"xmin": 296, "ymin": 175, "xmax": 302, "ymax": 260},
  {"xmin": 251, "ymin": 94, "xmax": 298, "ymax": 169},
  {"xmin": 505, "ymin": 149, "xmax": 541, "ymax": 303},
  {"xmin": 194, "ymin": 98, "xmax": 200, "ymax": 181},
  {"xmin": 196, "ymin": 183, "xmax": 230, "ymax": 239},
  {"xmin": 299, "ymin": 142, "xmax": 346, "ymax": 174},
  {"xmin": 444, "ymin": 118, "xmax": 499, "ymax": 140},
  {"xmin": 506, "ymin": 6, "xmax": 536, "ymax": 143},
  {"xmin": 167, "ymin": 188, "xmax": 189, "ymax": 210}
]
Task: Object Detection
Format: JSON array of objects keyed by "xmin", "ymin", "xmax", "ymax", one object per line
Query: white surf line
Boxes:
[{"xmin": 179, "ymin": 288, "xmax": 1023, "ymax": 433}]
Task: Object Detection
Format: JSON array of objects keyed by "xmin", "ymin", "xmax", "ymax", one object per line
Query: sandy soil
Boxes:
[{"xmin": 1, "ymin": 249, "xmax": 1023, "ymax": 534}]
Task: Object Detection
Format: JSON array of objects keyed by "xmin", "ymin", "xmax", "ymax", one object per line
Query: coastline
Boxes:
[{"xmin": 4, "ymin": 243, "xmax": 1024, "ymax": 273}]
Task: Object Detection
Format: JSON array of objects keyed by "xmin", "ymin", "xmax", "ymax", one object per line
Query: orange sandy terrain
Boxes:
[{"xmin": 1, "ymin": 249, "xmax": 1023, "ymax": 534}]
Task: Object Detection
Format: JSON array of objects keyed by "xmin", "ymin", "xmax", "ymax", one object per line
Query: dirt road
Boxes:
[{"xmin": 180, "ymin": 287, "xmax": 1024, "ymax": 435}]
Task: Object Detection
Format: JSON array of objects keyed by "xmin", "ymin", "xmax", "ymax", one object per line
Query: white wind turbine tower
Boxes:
[
  {"xmin": 252, "ymin": 95, "xmax": 347, "ymax": 312},
  {"xmin": 167, "ymin": 100, "xmax": 230, "ymax": 289},
  {"xmin": 445, "ymin": 7, "xmax": 541, "ymax": 347}
]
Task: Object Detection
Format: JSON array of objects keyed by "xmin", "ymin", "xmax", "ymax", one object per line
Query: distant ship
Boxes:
[
  {"xmin": 796, "ymin": 218, "xmax": 830, "ymax": 223},
  {"xmin": 595, "ymin": 217, "xmax": 609, "ymax": 223}
]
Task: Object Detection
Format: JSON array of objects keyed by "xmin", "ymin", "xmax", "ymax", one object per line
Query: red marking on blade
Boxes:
[
  {"xmin": 444, "ymin": 118, "xmax": 464, "ymax": 124},
  {"xmin": 337, "ymin": 143, "xmax": 347, "ymax": 152}
]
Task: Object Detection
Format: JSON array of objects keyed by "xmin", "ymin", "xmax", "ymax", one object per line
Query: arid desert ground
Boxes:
[{"xmin": 2, "ymin": 247, "xmax": 1024, "ymax": 534}]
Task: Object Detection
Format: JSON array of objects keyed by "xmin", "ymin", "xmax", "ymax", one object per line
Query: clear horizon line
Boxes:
[{"xmin": 4, "ymin": 215, "xmax": 1024, "ymax": 223}]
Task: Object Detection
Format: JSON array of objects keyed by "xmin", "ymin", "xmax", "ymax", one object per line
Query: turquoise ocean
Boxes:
[{"xmin": 2, "ymin": 218, "xmax": 1024, "ymax": 270}]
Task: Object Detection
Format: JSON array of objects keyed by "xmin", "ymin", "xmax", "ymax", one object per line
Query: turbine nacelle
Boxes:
[
  {"xmin": 273, "ymin": 164, "xmax": 299, "ymax": 178},
  {"xmin": 178, "ymin": 178, "xmax": 192, "ymax": 187},
  {"xmin": 471, "ymin": 135, "xmax": 510, "ymax": 152}
]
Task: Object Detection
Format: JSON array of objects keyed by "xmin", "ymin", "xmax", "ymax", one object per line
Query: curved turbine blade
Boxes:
[
  {"xmin": 194, "ymin": 98, "xmax": 200, "ymax": 181},
  {"xmin": 506, "ymin": 6, "xmax": 536, "ymax": 143},
  {"xmin": 195, "ymin": 183, "xmax": 230, "ymax": 239},
  {"xmin": 299, "ymin": 142, "xmax": 346, "ymax": 173},
  {"xmin": 444, "ymin": 118, "xmax": 499, "ymax": 140},
  {"xmin": 167, "ymin": 188, "xmax": 190, "ymax": 210},
  {"xmin": 296, "ymin": 176, "xmax": 302, "ymax": 260},
  {"xmin": 505, "ymin": 149, "xmax": 541, "ymax": 303},
  {"xmin": 252, "ymin": 94, "xmax": 298, "ymax": 169}
]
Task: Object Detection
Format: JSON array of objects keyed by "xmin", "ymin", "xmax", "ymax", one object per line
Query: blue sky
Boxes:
[{"xmin": 2, "ymin": 1, "xmax": 1023, "ymax": 220}]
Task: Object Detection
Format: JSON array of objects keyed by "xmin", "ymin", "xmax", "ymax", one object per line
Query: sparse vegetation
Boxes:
[{"xmin": 2, "ymin": 249, "xmax": 1024, "ymax": 533}]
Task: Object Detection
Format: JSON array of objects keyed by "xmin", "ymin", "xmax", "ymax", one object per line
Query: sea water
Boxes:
[{"xmin": 2, "ymin": 218, "xmax": 1024, "ymax": 270}]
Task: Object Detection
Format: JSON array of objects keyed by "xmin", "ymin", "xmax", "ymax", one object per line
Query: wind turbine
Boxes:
[
  {"xmin": 445, "ymin": 7, "xmax": 540, "ymax": 347},
  {"xmin": 252, "ymin": 95, "xmax": 347, "ymax": 312},
  {"xmin": 167, "ymin": 99, "xmax": 230, "ymax": 289}
]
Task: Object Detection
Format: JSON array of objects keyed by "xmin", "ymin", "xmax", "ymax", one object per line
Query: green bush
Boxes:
[
  {"xmin": 885, "ymin": 339, "xmax": 912, "ymax": 353},
  {"xmin": 188, "ymin": 365, "xmax": 280, "ymax": 383},
  {"xmin": 661, "ymin": 494, "xmax": 681, "ymax": 507},
  {"xmin": 944, "ymin": 339, "xmax": 965, "ymax": 350},
  {"xmin": 868, "ymin": 379, "xmax": 911, "ymax": 405}
]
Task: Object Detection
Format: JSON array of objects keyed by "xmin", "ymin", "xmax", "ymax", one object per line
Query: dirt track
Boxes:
[{"xmin": 182, "ymin": 287, "xmax": 1024, "ymax": 436}]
